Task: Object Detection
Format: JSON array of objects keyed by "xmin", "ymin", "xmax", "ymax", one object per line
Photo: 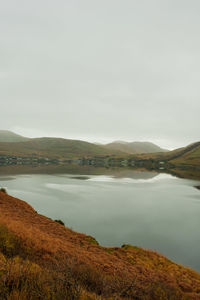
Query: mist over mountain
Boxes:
[{"xmin": 0, "ymin": 130, "xmax": 29, "ymax": 143}]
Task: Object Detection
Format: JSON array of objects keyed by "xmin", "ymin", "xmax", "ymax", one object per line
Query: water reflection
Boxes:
[
  {"xmin": 194, "ymin": 185, "xmax": 200, "ymax": 190},
  {"xmin": 69, "ymin": 176, "xmax": 90, "ymax": 180},
  {"xmin": 0, "ymin": 177, "xmax": 16, "ymax": 181}
]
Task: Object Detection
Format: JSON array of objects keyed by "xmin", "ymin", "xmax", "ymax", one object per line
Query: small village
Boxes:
[
  {"xmin": 0, "ymin": 154, "xmax": 167, "ymax": 170},
  {"xmin": 0, "ymin": 155, "xmax": 60, "ymax": 165},
  {"xmin": 75, "ymin": 156, "xmax": 166, "ymax": 169}
]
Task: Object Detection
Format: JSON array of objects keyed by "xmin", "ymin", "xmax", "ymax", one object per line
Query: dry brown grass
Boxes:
[{"xmin": 0, "ymin": 191, "xmax": 200, "ymax": 299}]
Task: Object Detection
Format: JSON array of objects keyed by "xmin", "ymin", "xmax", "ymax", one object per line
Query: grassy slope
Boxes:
[
  {"xmin": 0, "ymin": 131, "xmax": 167, "ymax": 157},
  {"xmin": 131, "ymin": 142, "xmax": 200, "ymax": 168},
  {"xmin": 104, "ymin": 141, "xmax": 167, "ymax": 154},
  {"xmin": 0, "ymin": 138, "xmax": 122, "ymax": 159},
  {"xmin": 144, "ymin": 142, "xmax": 200, "ymax": 167},
  {"xmin": 0, "ymin": 132, "xmax": 199, "ymax": 168},
  {"xmin": 169, "ymin": 144, "xmax": 200, "ymax": 167},
  {"xmin": 0, "ymin": 191, "xmax": 200, "ymax": 299},
  {"xmin": 0, "ymin": 130, "xmax": 29, "ymax": 142}
]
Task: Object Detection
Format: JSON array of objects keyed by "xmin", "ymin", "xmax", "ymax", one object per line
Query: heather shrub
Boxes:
[
  {"xmin": 0, "ymin": 188, "xmax": 7, "ymax": 194},
  {"xmin": 0, "ymin": 255, "xmax": 81, "ymax": 300},
  {"xmin": 0, "ymin": 225, "xmax": 28, "ymax": 258},
  {"xmin": 55, "ymin": 219, "xmax": 65, "ymax": 226}
]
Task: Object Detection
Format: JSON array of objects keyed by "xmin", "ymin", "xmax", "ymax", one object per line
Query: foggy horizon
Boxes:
[
  {"xmin": 1, "ymin": 0, "xmax": 200, "ymax": 150},
  {"xmin": 0, "ymin": 127, "xmax": 198, "ymax": 150}
]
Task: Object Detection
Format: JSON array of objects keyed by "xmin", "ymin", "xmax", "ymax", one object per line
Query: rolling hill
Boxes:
[
  {"xmin": 0, "ymin": 130, "xmax": 169, "ymax": 159},
  {"xmin": 168, "ymin": 141, "xmax": 200, "ymax": 167},
  {"xmin": 0, "ymin": 130, "xmax": 29, "ymax": 142},
  {"xmin": 0, "ymin": 190, "xmax": 200, "ymax": 299},
  {"xmin": 132, "ymin": 141, "xmax": 200, "ymax": 164},
  {"xmin": 104, "ymin": 141, "xmax": 167, "ymax": 154},
  {"xmin": 0, "ymin": 131, "xmax": 169, "ymax": 159},
  {"xmin": 0, "ymin": 137, "xmax": 123, "ymax": 159},
  {"xmin": 0, "ymin": 131, "xmax": 199, "ymax": 166}
]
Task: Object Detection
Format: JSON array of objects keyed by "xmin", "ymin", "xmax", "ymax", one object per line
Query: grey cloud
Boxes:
[{"xmin": 0, "ymin": 0, "xmax": 200, "ymax": 149}]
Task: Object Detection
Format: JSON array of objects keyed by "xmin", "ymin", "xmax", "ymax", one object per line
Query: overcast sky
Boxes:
[{"xmin": 0, "ymin": 0, "xmax": 200, "ymax": 149}]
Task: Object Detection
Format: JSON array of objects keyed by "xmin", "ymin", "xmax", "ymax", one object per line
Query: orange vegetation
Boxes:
[{"xmin": 0, "ymin": 191, "xmax": 200, "ymax": 299}]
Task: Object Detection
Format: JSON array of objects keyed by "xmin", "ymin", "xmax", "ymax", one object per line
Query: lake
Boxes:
[{"xmin": 0, "ymin": 168, "xmax": 200, "ymax": 272}]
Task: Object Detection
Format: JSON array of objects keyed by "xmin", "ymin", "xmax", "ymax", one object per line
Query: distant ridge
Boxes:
[
  {"xmin": 0, "ymin": 136, "xmax": 123, "ymax": 159},
  {"xmin": 104, "ymin": 141, "xmax": 168, "ymax": 154},
  {"xmin": 0, "ymin": 130, "xmax": 29, "ymax": 143},
  {"xmin": 0, "ymin": 130, "xmax": 168, "ymax": 159}
]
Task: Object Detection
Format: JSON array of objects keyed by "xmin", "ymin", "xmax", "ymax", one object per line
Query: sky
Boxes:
[{"xmin": 0, "ymin": 0, "xmax": 200, "ymax": 149}]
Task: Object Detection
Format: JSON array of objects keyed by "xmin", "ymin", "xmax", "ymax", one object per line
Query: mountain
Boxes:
[
  {"xmin": 104, "ymin": 141, "xmax": 168, "ymax": 154},
  {"xmin": 0, "ymin": 130, "xmax": 29, "ymax": 142},
  {"xmin": 136, "ymin": 141, "xmax": 200, "ymax": 169},
  {"xmin": 168, "ymin": 141, "xmax": 200, "ymax": 167},
  {"xmin": 0, "ymin": 131, "xmax": 168, "ymax": 158},
  {"xmin": 0, "ymin": 190, "xmax": 200, "ymax": 299},
  {"xmin": 0, "ymin": 137, "xmax": 123, "ymax": 159}
]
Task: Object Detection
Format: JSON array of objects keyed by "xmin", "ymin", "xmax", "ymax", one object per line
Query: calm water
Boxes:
[{"xmin": 1, "ymin": 170, "xmax": 200, "ymax": 271}]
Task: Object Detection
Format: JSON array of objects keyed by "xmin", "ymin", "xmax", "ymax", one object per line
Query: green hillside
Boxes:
[
  {"xmin": 0, "ymin": 131, "xmax": 199, "ymax": 166},
  {"xmin": 169, "ymin": 142, "xmax": 200, "ymax": 167},
  {"xmin": 0, "ymin": 130, "xmax": 29, "ymax": 142},
  {"xmin": 0, "ymin": 137, "xmax": 122, "ymax": 159},
  {"xmin": 137, "ymin": 141, "xmax": 200, "ymax": 168},
  {"xmin": 104, "ymin": 141, "xmax": 167, "ymax": 154}
]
